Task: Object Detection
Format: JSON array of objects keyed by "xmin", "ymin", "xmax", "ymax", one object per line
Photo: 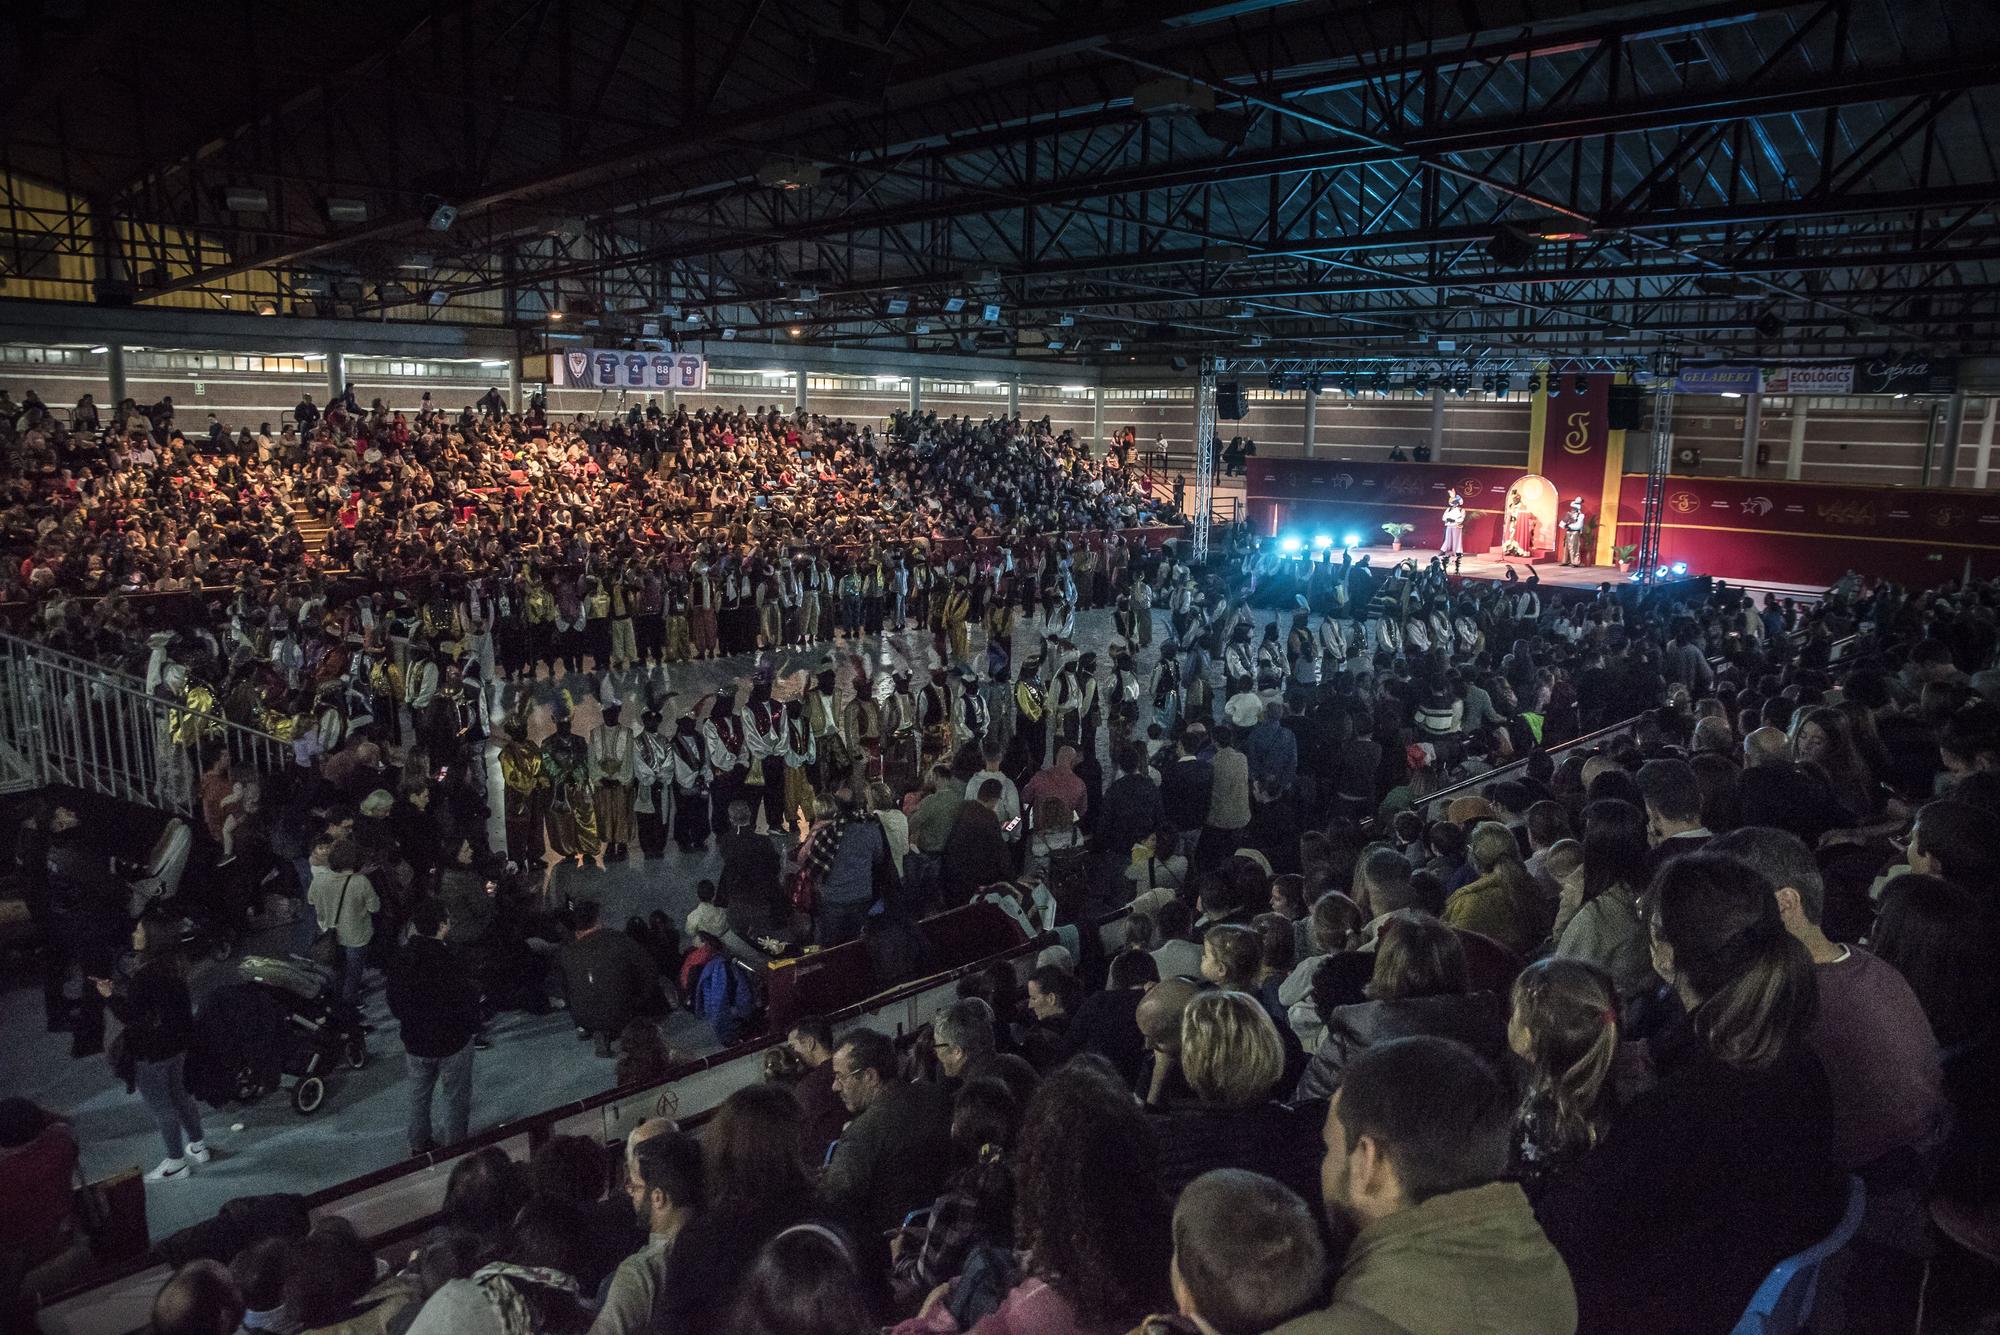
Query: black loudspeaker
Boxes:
[
  {"xmin": 1217, "ymin": 381, "xmax": 1248, "ymax": 419},
  {"xmin": 1608, "ymin": 384, "xmax": 1645, "ymax": 431}
]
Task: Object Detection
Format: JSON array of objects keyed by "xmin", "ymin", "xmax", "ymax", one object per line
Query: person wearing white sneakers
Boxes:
[{"xmin": 97, "ymin": 906, "xmax": 208, "ymax": 1181}]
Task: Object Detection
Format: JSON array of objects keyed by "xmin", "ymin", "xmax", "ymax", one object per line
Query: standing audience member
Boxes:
[
  {"xmin": 387, "ymin": 900, "xmax": 480, "ymax": 1155},
  {"xmin": 103, "ymin": 907, "xmax": 207, "ymax": 1182}
]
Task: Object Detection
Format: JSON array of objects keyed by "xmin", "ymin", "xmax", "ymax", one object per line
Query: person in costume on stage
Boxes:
[
  {"xmin": 1560, "ymin": 496, "xmax": 1588, "ymax": 567},
  {"xmin": 588, "ymin": 702, "xmax": 637, "ymax": 862},
  {"xmin": 540, "ymin": 709, "xmax": 601, "ymax": 868},
  {"xmin": 632, "ymin": 708, "xmax": 672, "ymax": 858},
  {"xmin": 1440, "ymin": 490, "xmax": 1467, "ymax": 572},
  {"xmin": 668, "ymin": 712, "xmax": 712, "ymax": 852},
  {"xmin": 498, "ymin": 715, "xmax": 547, "ymax": 867}
]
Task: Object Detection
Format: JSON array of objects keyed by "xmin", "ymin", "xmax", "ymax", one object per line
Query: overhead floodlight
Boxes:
[
  {"xmin": 721, "ymin": 328, "xmax": 737, "ymax": 340},
  {"xmin": 981, "ymin": 302, "xmax": 1001, "ymax": 322},
  {"xmin": 399, "ymin": 254, "xmax": 434, "ymax": 271},
  {"xmin": 786, "ymin": 284, "xmax": 821, "ymax": 304},
  {"xmin": 1046, "ymin": 339, "xmax": 1066, "ymax": 351},
  {"xmin": 913, "ymin": 322, "xmax": 932, "ymax": 334},
  {"xmin": 1105, "ymin": 340, "xmax": 1122, "ymax": 351},
  {"xmin": 325, "ymin": 198, "xmax": 369, "ymax": 223},
  {"xmin": 943, "ymin": 296, "xmax": 966, "ymax": 313},
  {"xmin": 423, "ymin": 197, "xmax": 458, "ymax": 232},
  {"xmin": 224, "ymin": 187, "xmax": 270, "ymax": 212},
  {"xmin": 1057, "ymin": 314, "xmax": 1075, "ymax": 327},
  {"xmin": 88, "ymin": 344, "xmax": 108, "ymax": 354},
  {"xmin": 255, "ymin": 300, "xmax": 278, "ymax": 316},
  {"xmin": 885, "ymin": 297, "xmax": 909, "ymax": 316}
]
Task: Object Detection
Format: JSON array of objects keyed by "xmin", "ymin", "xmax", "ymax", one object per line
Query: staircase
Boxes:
[{"xmin": 295, "ymin": 514, "xmax": 334, "ymax": 554}]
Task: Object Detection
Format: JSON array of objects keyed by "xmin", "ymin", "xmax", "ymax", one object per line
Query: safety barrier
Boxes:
[
  {"xmin": 0, "ymin": 633, "xmax": 293, "ymax": 817},
  {"xmin": 33, "ymin": 925, "xmax": 1052, "ymax": 1335}
]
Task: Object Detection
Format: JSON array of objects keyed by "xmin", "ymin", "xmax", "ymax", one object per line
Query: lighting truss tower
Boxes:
[
  {"xmin": 1191, "ymin": 354, "xmax": 1219, "ymax": 561},
  {"xmin": 1635, "ymin": 349, "xmax": 1680, "ymax": 584}
]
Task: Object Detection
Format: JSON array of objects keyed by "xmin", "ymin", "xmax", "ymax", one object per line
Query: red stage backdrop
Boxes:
[
  {"xmin": 1528, "ymin": 371, "xmax": 1625, "ymax": 563},
  {"xmin": 1612, "ymin": 475, "xmax": 2000, "ymax": 586},
  {"xmin": 1243, "ymin": 459, "xmax": 1523, "ymax": 551}
]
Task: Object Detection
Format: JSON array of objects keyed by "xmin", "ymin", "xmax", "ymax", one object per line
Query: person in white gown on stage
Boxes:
[{"xmin": 1439, "ymin": 491, "xmax": 1467, "ymax": 573}]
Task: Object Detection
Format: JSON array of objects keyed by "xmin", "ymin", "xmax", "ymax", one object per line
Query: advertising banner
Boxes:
[
  {"xmin": 551, "ymin": 348, "xmax": 707, "ymax": 392},
  {"xmin": 1672, "ymin": 364, "xmax": 1762, "ymax": 394},
  {"xmin": 1852, "ymin": 355, "xmax": 1957, "ymax": 396},
  {"xmin": 1760, "ymin": 363, "xmax": 1856, "ymax": 395}
]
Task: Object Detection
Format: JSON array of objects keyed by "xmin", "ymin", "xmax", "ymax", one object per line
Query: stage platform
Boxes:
[{"xmin": 1345, "ymin": 546, "xmax": 1826, "ymax": 603}]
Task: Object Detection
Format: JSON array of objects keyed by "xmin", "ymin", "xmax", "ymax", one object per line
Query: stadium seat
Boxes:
[{"xmin": 1731, "ymin": 1174, "xmax": 1866, "ymax": 1335}]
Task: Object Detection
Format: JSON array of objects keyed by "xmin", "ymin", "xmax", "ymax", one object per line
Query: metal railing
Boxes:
[{"xmin": 0, "ymin": 632, "xmax": 294, "ymax": 816}]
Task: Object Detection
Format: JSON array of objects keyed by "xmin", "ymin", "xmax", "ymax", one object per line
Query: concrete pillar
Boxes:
[
  {"xmin": 1937, "ymin": 389, "xmax": 1968, "ymax": 487},
  {"xmin": 1429, "ymin": 388, "xmax": 1446, "ymax": 460},
  {"xmin": 508, "ymin": 359, "xmax": 523, "ymax": 413},
  {"xmin": 795, "ymin": 366, "xmax": 807, "ymax": 415},
  {"xmin": 1303, "ymin": 389, "xmax": 1318, "ymax": 458},
  {"xmin": 1785, "ymin": 395, "xmax": 1808, "ymax": 481},
  {"xmin": 1091, "ymin": 385, "xmax": 1105, "ymax": 453},
  {"xmin": 325, "ymin": 350, "xmax": 345, "ymax": 402},
  {"xmin": 910, "ymin": 375, "xmax": 922, "ymax": 419},
  {"xmin": 1974, "ymin": 397, "xmax": 1997, "ymax": 490},
  {"xmin": 1740, "ymin": 393, "xmax": 1762, "ymax": 477},
  {"xmin": 105, "ymin": 342, "xmax": 127, "ymax": 410},
  {"xmin": 1007, "ymin": 379, "xmax": 1020, "ymax": 420}
]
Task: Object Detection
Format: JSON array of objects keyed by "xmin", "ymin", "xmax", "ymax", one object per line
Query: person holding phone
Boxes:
[{"xmin": 99, "ymin": 908, "xmax": 206, "ymax": 1182}]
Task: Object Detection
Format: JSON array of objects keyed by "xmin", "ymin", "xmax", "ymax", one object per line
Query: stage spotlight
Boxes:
[
  {"xmin": 1573, "ymin": 373, "xmax": 1589, "ymax": 395},
  {"xmin": 1527, "ymin": 373, "xmax": 1542, "ymax": 395},
  {"xmin": 1343, "ymin": 532, "xmax": 1362, "ymax": 548},
  {"xmin": 1280, "ymin": 535, "xmax": 1304, "ymax": 555},
  {"xmin": 1671, "ymin": 561, "xmax": 1689, "ymax": 576},
  {"xmin": 1655, "ymin": 565, "xmax": 1671, "ymax": 579},
  {"xmin": 1313, "ymin": 534, "xmax": 1334, "ymax": 550}
]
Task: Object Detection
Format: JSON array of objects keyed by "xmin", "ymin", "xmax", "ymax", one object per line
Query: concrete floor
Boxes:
[{"xmin": 1, "ymin": 607, "xmax": 1156, "ymax": 1243}]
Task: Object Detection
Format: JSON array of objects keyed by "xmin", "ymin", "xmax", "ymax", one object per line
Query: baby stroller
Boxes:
[{"xmin": 188, "ymin": 955, "xmax": 368, "ymax": 1115}]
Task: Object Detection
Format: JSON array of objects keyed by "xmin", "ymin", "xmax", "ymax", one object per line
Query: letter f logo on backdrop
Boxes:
[{"xmin": 1562, "ymin": 411, "xmax": 1593, "ymax": 454}]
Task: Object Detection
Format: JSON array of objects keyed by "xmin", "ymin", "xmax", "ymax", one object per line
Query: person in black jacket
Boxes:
[
  {"xmin": 1535, "ymin": 853, "xmax": 1843, "ymax": 1335},
  {"xmin": 387, "ymin": 900, "xmax": 480, "ymax": 1154},
  {"xmin": 99, "ymin": 907, "xmax": 205, "ymax": 1181}
]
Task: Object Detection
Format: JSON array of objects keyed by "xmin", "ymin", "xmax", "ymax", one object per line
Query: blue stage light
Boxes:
[
  {"xmin": 1313, "ymin": 534, "xmax": 1334, "ymax": 550},
  {"xmin": 1655, "ymin": 565, "xmax": 1671, "ymax": 578},
  {"xmin": 1280, "ymin": 535, "xmax": 1304, "ymax": 554},
  {"xmin": 1343, "ymin": 532, "xmax": 1361, "ymax": 548},
  {"xmin": 1670, "ymin": 561, "xmax": 1689, "ymax": 576}
]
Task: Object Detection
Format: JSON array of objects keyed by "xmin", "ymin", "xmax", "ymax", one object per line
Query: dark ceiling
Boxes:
[{"xmin": 4, "ymin": 0, "xmax": 1999, "ymax": 370}]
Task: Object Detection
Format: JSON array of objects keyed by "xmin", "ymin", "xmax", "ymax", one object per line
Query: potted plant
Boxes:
[
  {"xmin": 1381, "ymin": 522, "xmax": 1414, "ymax": 552},
  {"xmin": 1611, "ymin": 543, "xmax": 1638, "ymax": 573}
]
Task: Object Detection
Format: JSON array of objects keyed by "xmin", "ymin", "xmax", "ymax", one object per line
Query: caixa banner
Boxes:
[{"xmin": 551, "ymin": 348, "xmax": 707, "ymax": 392}]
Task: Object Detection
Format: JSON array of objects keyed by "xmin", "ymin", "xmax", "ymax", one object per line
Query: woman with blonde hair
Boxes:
[
  {"xmin": 1442, "ymin": 820, "xmax": 1548, "ymax": 957},
  {"xmin": 1148, "ymin": 990, "xmax": 1321, "ymax": 1209},
  {"xmin": 1506, "ymin": 957, "xmax": 1620, "ymax": 1198}
]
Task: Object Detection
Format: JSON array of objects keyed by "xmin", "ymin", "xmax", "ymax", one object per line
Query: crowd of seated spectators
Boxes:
[{"xmin": 108, "ymin": 555, "xmax": 2000, "ymax": 1335}]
